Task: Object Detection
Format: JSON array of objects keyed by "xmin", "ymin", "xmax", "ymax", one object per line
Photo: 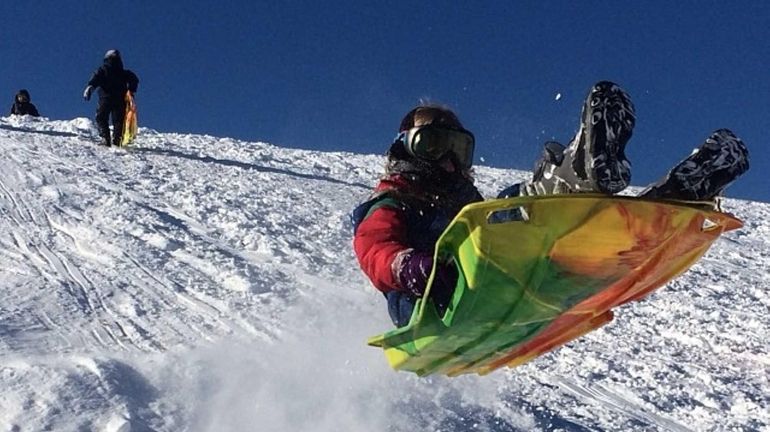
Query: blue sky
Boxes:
[{"xmin": 3, "ymin": 1, "xmax": 768, "ymax": 202}]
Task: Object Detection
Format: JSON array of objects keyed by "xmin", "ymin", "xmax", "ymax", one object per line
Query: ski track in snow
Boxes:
[{"xmin": 0, "ymin": 115, "xmax": 767, "ymax": 431}]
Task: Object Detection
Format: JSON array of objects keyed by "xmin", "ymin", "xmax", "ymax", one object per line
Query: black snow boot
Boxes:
[
  {"xmin": 570, "ymin": 81, "xmax": 636, "ymax": 194},
  {"xmin": 519, "ymin": 81, "xmax": 636, "ymax": 196},
  {"xmin": 98, "ymin": 133, "xmax": 111, "ymax": 146},
  {"xmin": 640, "ymin": 129, "xmax": 749, "ymax": 201}
]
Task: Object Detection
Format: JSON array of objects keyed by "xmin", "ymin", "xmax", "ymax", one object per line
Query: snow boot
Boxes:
[
  {"xmin": 520, "ymin": 81, "xmax": 636, "ymax": 196},
  {"xmin": 520, "ymin": 141, "xmax": 571, "ymax": 196},
  {"xmin": 639, "ymin": 129, "xmax": 749, "ymax": 201},
  {"xmin": 568, "ymin": 81, "xmax": 636, "ymax": 194},
  {"xmin": 97, "ymin": 126, "xmax": 111, "ymax": 146},
  {"xmin": 532, "ymin": 141, "xmax": 566, "ymax": 182}
]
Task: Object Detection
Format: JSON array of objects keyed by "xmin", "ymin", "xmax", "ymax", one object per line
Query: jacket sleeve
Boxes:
[
  {"xmin": 30, "ymin": 104, "xmax": 40, "ymax": 117},
  {"xmin": 353, "ymin": 202, "xmax": 413, "ymax": 293},
  {"xmin": 9, "ymin": 104, "xmax": 15, "ymax": 115},
  {"xmin": 125, "ymin": 70, "xmax": 139, "ymax": 93},
  {"xmin": 87, "ymin": 68, "xmax": 104, "ymax": 88}
]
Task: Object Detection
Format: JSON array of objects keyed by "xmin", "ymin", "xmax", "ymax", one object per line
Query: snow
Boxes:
[{"xmin": 1, "ymin": 115, "xmax": 768, "ymax": 431}]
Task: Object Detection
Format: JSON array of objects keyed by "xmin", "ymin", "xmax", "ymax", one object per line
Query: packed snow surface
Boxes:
[{"xmin": 1, "ymin": 115, "xmax": 768, "ymax": 431}]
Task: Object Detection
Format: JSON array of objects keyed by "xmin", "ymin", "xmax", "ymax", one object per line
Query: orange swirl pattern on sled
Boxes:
[
  {"xmin": 367, "ymin": 194, "xmax": 742, "ymax": 376},
  {"xmin": 121, "ymin": 90, "xmax": 138, "ymax": 146}
]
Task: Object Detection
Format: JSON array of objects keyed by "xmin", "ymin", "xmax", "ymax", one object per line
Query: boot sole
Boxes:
[
  {"xmin": 573, "ymin": 81, "xmax": 636, "ymax": 194},
  {"xmin": 659, "ymin": 129, "xmax": 749, "ymax": 200}
]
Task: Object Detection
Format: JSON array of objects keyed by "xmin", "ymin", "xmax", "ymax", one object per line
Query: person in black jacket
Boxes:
[
  {"xmin": 10, "ymin": 89, "xmax": 40, "ymax": 116},
  {"xmin": 83, "ymin": 49, "xmax": 139, "ymax": 146}
]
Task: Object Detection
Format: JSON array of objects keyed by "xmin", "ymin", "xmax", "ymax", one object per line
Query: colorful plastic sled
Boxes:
[
  {"xmin": 367, "ymin": 194, "xmax": 742, "ymax": 376},
  {"xmin": 121, "ymin": 90, "xmax": 138, "ymax": 146}
]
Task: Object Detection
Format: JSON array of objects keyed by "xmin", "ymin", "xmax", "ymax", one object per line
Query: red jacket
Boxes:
[{"xmin": 353, "ymin": 174, "xmax": 482, "ymax": 293}]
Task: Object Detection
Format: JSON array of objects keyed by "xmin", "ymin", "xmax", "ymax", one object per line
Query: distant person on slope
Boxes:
[
  {"xmin": 352, "ymin": 81, "xmax": 750, "ymax": 328},
  {"xmin": 83, "ymin": 49, "xmax": 139, "ymax": 146},
  {"xmin": 9, "ymin": 89, "xmax": 40, "ymax": 116}
]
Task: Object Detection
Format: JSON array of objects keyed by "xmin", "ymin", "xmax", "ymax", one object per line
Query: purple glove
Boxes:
[{"xmin": 398, "ymin": 251, "xmax": 457, "ymax": 307}]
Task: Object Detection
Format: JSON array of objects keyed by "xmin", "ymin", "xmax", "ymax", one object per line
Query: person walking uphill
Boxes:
[
  {"xmin": 9, "ymin": 89, "xmax": 40, "ymax": 116},
  {"xmin": 352, "ymin": 106, "xmax": 484, "ymax": 327},
  {"xmin": 83, "ymin": 49, "xmax": 139, "ymax": 146}
]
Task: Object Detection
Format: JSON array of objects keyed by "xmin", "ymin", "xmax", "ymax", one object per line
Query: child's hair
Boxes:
[{"xmin": 398, "ymin": 104, "xmax": 464, "ymax": 132}]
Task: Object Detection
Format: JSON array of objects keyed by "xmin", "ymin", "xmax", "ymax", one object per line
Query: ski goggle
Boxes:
[{"xmin": 399, "ymin": 125, "xmax": 475, "ymax": 169}]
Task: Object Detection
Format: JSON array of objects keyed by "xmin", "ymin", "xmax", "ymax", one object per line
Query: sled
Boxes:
[
  {"xmin": 367, "ymin": 194, "xmax": 742, "ymax": 376},
  {"xmin": 121, "ymin": 90, "xmax": 138, "ymax": 146}
]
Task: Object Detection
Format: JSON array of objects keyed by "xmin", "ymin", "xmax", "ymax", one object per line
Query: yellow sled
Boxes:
[
  {"xmin": 367, "ymin": 195, "xmax": 742, "ymax": 376},
  {"xmin": 121, "ymin": 90, "xmax": 138, "ymax": 146}
]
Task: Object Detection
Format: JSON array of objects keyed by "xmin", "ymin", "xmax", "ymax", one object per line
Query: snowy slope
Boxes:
[{"xmin": 1, "ymin": 115, "xmax": 767, "ymax": 432}]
